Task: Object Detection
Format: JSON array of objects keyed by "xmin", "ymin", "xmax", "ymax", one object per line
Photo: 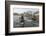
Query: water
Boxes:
[{"xmin": 13, "ymin": 15, "xmax": 39, "ymax": 28}]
